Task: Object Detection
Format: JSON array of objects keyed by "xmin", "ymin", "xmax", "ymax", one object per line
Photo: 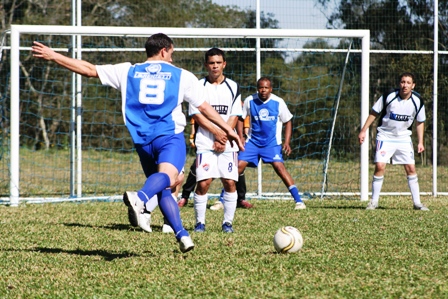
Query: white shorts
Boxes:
[
  {"xmin": 195, "ymin": 151, "xmax": 239, "ymax": 181},
  {"xmin": 374, "ymin": 140, "xmax": 415, "ymax": 164}
]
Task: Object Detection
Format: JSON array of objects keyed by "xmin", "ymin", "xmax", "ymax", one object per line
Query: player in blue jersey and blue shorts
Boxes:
[
  {"xmin": 237, "ymin": 77, "xmax": 306, "ymax": 210},
  {"xmin": 358, "ymin": 72, "xmax": 428, "ymax": 211},
  {"xmin": 32, "ymin": 34, "xmax": 244, "ymax": 253}
]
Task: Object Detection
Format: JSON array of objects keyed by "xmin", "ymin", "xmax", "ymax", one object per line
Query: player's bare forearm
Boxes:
[
  {"xmin": 283, "ymin": 121, "xmax": 292, "ymax": 145},
  {"xmin": 32, "ymin": 41, "xmax": 98, "ymax": 78},
  {"xmin": 416, "ymin": 122, "xmax": 425, "ymax": 153},
  {"xmin": 227, "ymin": 116, "xmax": 238, "ymax": 130},
  {"xmin": 236, "ymin": 119, "xmax": 245, "ymax": 140},
  {"xmin": 193, "ymin": 113, "xmax": 227, "ymax": 144}
]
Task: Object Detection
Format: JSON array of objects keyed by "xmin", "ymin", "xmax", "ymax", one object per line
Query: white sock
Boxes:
[
  {"xmin": 407, "ymin": 175, "xmax": 422, "ymax": 206},
  {"xmin": 371, "ymin": 175, "xmax": 384, "ymax": 205},
  {"xmin": 222, "ymin": 191, "xmax": 237, "ymax": 224},
  {"xmin": 145, "ymin": 195, "xmax": 158, "ymax": 213},
  {"xmin": 194, "ymin": 193, "xmax": 208, "ymax": 225}
]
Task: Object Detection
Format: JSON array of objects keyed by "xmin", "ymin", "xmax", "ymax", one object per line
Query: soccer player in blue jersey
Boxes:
[
  {"xmin": 32, "ymin": 34, "xmax": 244, "ymax": 253},
  {"xmin": 358, "ymin": 72, "xmax": 428, "ymax": 211},
  {"xmin": 237, "ymin": 77, "xmax": 306, "ymax": 210}
]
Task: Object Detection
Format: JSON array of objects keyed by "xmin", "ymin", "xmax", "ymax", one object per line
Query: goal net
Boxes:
[{"xmin": 4, "ymin": 25, "xmax": 370, "ymax": 205}]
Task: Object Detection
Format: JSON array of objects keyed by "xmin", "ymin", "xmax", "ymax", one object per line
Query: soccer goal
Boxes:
[{"xmin": 6, "ymin": 25, "xmax": 370, "ymax": 206}]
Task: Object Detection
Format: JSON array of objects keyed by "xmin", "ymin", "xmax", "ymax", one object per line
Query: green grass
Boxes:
[{"xmin": 1, "ymin": 197, "xmax": 447, "ymax": 298}]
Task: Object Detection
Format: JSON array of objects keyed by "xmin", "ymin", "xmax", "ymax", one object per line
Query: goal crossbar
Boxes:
[{"xmin": 9, "ymin": 25, "xmax": 370, "ymax": 205}]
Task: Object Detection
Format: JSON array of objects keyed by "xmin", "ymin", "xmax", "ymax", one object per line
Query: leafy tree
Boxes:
[
  {"xmin": 1, "ymin": 0, "xmax": 284, "ymax": 150},
  {"xmin": 316, "ymin": 0, "xmax": 448, "ymax": 164}
]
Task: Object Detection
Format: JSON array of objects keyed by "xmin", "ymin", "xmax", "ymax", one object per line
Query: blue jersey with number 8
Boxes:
[{"xmin": 97, "ymin": 61, "xmax": 204, "ymax": 145}]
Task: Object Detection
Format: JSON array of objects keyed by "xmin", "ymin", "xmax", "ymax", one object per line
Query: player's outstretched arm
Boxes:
[
  {"xmin": 32, "ymin": 41, "xmax": 98, "ymax": 78},
  {"xmin": 192, "ymin": 113, "xmax": 228, "ymax": 145}
]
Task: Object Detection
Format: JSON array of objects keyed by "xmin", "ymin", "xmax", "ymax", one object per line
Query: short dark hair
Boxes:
[
  {"xmin": 399, "ymin": 72, "xmax": 416, "ymax": 83},
  {"xmin": 145, "ymin": 33, "xmax": 173, "ymax": 58},
  {"xmin": 205, "ymin": 47, "xmax": 226, "ymax": 63},
  {"xmin": 257, "ymin": 76, "xmax": 271, "ymax": 87}
]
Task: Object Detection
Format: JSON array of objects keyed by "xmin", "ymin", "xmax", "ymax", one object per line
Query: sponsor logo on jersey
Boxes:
[
  {"xmin": 211, "ymin": 105, "xmax": 229, "ymax": 115},
  {"xmin": 273, "ymin": 154, "xmax": 281, "ymax": 160},
  {"xmin": 254, "ymin": 108, "xmax": 275, "ymax": 121},
  {"xmin": 134, "ymin": 63, "xmax": 172, "ymax": 80},
  {"xmin": 389, "ymin": 112, "xmax": 410, "ymax": 122},
  {"xmin": 202, "ymin": 163, "xmax": 210, "ymax": 172}
]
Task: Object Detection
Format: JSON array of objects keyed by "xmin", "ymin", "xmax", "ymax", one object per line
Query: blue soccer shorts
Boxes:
[
  {"xmin": 238, "ymin": 140, "xmax": 284, "ymax": 167},
  {"xmin": 135, "ymin": 133, "xmax": 186, "ymax": 177}
]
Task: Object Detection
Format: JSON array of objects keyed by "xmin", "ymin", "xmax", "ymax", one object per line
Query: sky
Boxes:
[
  {"xmin": 211, "ymin": 0, "xmax": 338, "ymax": 62},
  {"xmin": 211, "ymin": 0, "xmax": 334, "ymax": 30}
]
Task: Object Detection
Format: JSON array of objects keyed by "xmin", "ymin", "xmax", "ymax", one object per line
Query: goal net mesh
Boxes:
[{"xmin": 1, "ymin": 31, "xmax": 363, "ymax": 202}]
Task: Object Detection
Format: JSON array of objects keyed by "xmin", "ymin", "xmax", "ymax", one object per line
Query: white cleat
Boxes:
[
  {"xmin": 123, "ymin": 191, "xmax": 145, "ymax": 228},
  {"xmin": 179, "ymin": 236, "xmax": 194, "ymax": 253},
  {"xmin": 162, "ymin": 224, "xmax": 174, "ymax": 233},
  {"xmin": 366, "ymin": 202, "xmax": 378, "ymax": 210},
  {"xmin": 138, "ymin": 212, "xmax": 152, "ymax": 233},
  {"xmin": 414, "ymin": 204, "xmax": 430, "ymax": 211},
  {"xmin": 294, "ymin": 202, "xmax": 306, "ymax": 210},
  {"xmin": 210, "ymin": 201, "xmax": 224, "ymax": 211}
]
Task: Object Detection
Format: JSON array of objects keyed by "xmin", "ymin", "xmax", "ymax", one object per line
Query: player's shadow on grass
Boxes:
[
  {"xmin": 311, "ymin": 204, "xmax": 370, "ymax": 210},
  {"xmin": 63, "ymin": 222, "xmax": 195, "ymax": 232},
  {"xmin": 63, "ymin": 222, "xmax": 135, "ymax": 231},
  {"xmin": 29, "ymin": 247, "xmax": 140, "ymax": 261}
]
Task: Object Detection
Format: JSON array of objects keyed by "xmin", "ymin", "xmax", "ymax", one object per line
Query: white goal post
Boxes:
[{"xmin": 9, "ymin": 25, "xmax": 370, "ymax": 206}]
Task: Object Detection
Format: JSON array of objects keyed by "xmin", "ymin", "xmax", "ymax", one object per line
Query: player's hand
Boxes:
[
  {"xmin": 283, "ymin": 144, "xmax": 292, "ymax": 156},
  {"xmin": 417, "ymin": 143, "xmax": 425, "ymax": 153},
  {"xmin": 189, "ymin": 134, "xmax": 195, "ymax": 148},
  {"xmin": 358, "ymin": 131, "xmax": 366, "ymax": 145},
  {"xmin": 227, "ymin": 130, "xmax": 245, "ymax": 151},
  {"xmin": 32, "ymin": 41, "xmax": 56, "ymax": 61},
  {"xmin": 213, "ymin": 128, "xmax": 228, "ymax": 145},
  {"xmin": 213, "ymin": 140, "xmax": 225, "ymax": 153}
]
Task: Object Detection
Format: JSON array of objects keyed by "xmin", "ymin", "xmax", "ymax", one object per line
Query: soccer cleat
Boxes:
[
  {"xmin": 414, "ymin": 204, "xmax": 430, "ymax": 211},
  {"xmin": 294, "ymin": 202, "xmax": 306, "ymax": 210},
  {"xmin": 123, "ymin": 191, "xmax": 145, "ymax": 227},
  {"xmin": 237, "ymin": 200, "xmax": 254, "ymax": 209},
  {"xmin": 178, "ymin": 236, "xmax": 194, "ymax": 253},
  {"xmin": 162, "ymin": 224, "xmax": 174, "ymax": 233},
  {"xmin": 210, "ymin": 201, "xmax": 224, "ymax": 211},
  {"xmin": 162, "ymin": 217, "xmax": 174, "ymax": 233},
  {"xmin": 138, "ymin": 211, "xmax": 152, "ymax": 233},
  {"xmin": 366, "ymin": 202, "xmax": 378, "ymax": 210},
  {"xmin": 222, "ymin": 222, "xmax": 234, "ymax": 233},
  {"xmin": 194, "ymin": 222, "xmax": 206, "ymax": 232},
  {"xmin": 177, "ymin": 198, "xmax": 188, "ymax": 208}
]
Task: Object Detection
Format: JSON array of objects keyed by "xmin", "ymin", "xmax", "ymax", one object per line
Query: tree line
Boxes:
[{"xmin": 1, "ymin": 0, "xmax": 447, "ymax": 164}]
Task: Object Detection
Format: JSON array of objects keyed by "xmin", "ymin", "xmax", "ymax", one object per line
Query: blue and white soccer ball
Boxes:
[{"xmin": 273, "ymin": 226, "xmax": 304, "ymax": 253}]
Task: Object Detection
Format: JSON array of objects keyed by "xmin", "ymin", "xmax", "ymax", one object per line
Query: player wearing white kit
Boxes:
[
  {"xmin": 189, "ymin": 48, "xmax": 242, "ymax": 233},
  {"xmin": 358, "ymin": 72, "xmax": 428, "ymax": 210},
  {"xmin": 32, "ymin": 34, "xmax": 244, "ymax": 253}
]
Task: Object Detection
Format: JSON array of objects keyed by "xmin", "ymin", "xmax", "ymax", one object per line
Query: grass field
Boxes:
[{"xmin": 1, "ymin": 196, "xmax": 447, "ymax": 298}]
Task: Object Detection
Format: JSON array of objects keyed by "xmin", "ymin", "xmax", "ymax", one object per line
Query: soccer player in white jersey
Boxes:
[
  {"xmin": 359, "ymin": 72, "xmax": 428, "ymax": 211},
  {"xmin": 238, "ymin": 77, "xmax": 306, "ymax": 210},
  {"xmin": 189, "ymin": 48, "xmax": 242, "ymax": 233},
  {"xmin": 32, "ymin": 34, "xmax": 244, "ymax": 253}
]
